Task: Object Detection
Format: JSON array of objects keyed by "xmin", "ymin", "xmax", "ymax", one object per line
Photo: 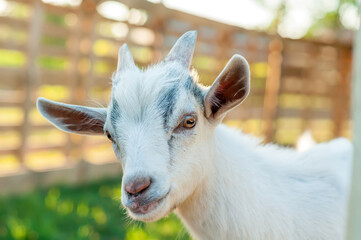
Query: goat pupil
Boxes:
[
  {"xmin": 183, "ymin": 116, "xmax": 195, "ymax": 128},
  {"xmin": 106, "ymin": 131, "xmax": 112, "ymax": 141}
]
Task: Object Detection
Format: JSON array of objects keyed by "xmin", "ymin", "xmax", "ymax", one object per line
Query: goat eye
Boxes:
[
  {"xmin": 105, "ymin": 131, "xmax": 113, "ymax": 142},
  {"xmin": 182, "ymin": 116, "xmax": 196, "ymax": 128}
]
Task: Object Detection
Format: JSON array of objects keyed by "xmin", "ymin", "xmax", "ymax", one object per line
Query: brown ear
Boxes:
[
  {"xmin": 204, "ymin": 54, "xmax": 250, "ymax": 121},
  {"xmin": 37, "ymin": 97, "xmax": 107, "ymax": 135}
]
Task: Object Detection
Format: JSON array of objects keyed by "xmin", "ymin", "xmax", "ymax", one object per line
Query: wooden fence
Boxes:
[{"xmin": 0, "ymin": 0, "xmax": 353, "ymax": 192}]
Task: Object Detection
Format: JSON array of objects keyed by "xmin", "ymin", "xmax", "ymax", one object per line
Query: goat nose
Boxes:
[{"xmin": 124, "ymin": 177, "xmax": 151, "ymax": 196}]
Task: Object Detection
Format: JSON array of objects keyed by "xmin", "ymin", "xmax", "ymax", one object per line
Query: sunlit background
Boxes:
[{"xmin": 0, "ymin": 0, "xmax": 359, "ymax": 239}]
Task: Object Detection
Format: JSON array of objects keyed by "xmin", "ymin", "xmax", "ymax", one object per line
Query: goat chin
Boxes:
[{"xmin": 127, "ymin": 194, "xmax": 172, "ymax": 222}]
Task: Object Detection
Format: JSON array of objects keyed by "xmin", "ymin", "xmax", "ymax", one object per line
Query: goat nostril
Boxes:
[{"xmin": 124, "ymin": 177, "xmax": 151, "ymax": 196}]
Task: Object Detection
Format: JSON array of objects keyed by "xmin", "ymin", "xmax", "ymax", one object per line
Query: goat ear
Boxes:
[
  {"xmin": 37, "ymin": 97, "xmax": 107, "ymax": 135},
  {"xmin": 164, "ymin": 30, "xmax": 197, "ymax": 69},
  {"xmin": 117, "ymin": 43, "xmax": 136, "ymax": 72},
  {"xmin": 204, "ymin": 54, "xmax": 250, "ymax": 121}
]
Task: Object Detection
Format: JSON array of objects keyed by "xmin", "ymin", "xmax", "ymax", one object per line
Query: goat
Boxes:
[{"xmin": 37, "ymin": 31, "xmax": 353, "ymax": 240}]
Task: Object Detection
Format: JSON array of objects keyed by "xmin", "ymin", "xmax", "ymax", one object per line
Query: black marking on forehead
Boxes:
[
  {"xmin": 184, "ymin": 76, "xmax": 205, "ymax": 107},
  {"xmin": 183, "ymin": 76, "xmax": 194, "ymax": 90},
  {"xmin": 158, "ymin": 83, "xmax": 179, "ymax": 128},
  {"xmin": 110, "ymin": 100, "xmax": 121, "ymax": 131},
  {"xmin": 191, "ymin": 84, "xmax": 205, "ymax": 107},
  {"xmin": 168, "ymin": 135, "xmax": 175, "ymax": 165},
  {"xmin": 158, "ymin": 76, "xmax": 205, "ymax": 130}
]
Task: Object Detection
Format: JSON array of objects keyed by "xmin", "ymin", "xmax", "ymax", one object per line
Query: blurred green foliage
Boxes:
[
  {"xmin": 258, "ymin": 0, "xmax": 358, "ymax": 37},
  {"xmin": 37, "ymin": 56, "xmax": 68, "ymax": 70},
  {"xmin": 0, "ymin": 49, "xmax": 25, "ymax": 68},
  {"xmin": 0, "ymin": 178, "xmax": 191, "ymax": 240},
  {"xmin": 42, "ymin": 35, "xmax": 67, "ymax": 48},
  {"xmin": 44, "ymin": 13, "xmax": 66, "ymax": 27}
]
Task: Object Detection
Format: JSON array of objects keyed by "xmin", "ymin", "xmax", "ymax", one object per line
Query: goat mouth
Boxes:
[{"xmin": 129, "ymin": 191, "xmax": 169, "ymax": 215}]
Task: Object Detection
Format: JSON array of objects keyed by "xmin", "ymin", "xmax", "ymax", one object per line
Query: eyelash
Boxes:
[{"xmin": 105, "ymin": 130, "xmax": 115, "ymax": 143}]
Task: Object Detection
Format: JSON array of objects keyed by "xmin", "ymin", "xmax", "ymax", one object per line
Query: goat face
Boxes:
[
  {"xmin": 107, "ymin": 64, "xmax": 209, "ymax": 221},
  {"xmin": 37, "ymin": 31, "xmax": 250, "ymax": 222}
]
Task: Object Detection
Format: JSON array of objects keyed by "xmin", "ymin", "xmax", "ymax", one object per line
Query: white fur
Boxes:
[
  {"xmin": 107, "ymin": 62, "xmax": 352, "ymax": 239},
  {"xmin": 37, "ymin": 31, "xmax": 353, "ymax": 240},
  {"xmin": 175, "ymin": 125, "xmax": 352, "ymax": 240}
]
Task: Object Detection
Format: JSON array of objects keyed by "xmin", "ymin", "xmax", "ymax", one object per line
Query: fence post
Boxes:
[
  {"xmin": 263, "ymin": 38, "xmax": 283, "ymax": 143},
  {"xmin": 19, "ymin": 0, "xmax": 43, "ymax": 165},
  {"xmin": 64, "ymin": 3, "xmax": 83, "ymax": 166},
  {"xmin": 346, "ymin": 2, "xmax": 361, "ymax": 239}
]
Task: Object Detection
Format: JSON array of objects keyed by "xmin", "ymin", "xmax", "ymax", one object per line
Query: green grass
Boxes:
[{"xmin": 0, "ymin": 178, "xmax": 191, "ymax": 240}]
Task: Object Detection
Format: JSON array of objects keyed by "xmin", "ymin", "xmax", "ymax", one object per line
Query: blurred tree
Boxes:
[{"xmin": 256, "ymin": 0, "xmax": 359, "ymax": 39}]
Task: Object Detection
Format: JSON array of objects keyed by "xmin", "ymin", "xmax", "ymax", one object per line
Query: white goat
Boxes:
[{"xmin": 37, "ymin": 31, "xmax": 353, "ymax": 240}]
